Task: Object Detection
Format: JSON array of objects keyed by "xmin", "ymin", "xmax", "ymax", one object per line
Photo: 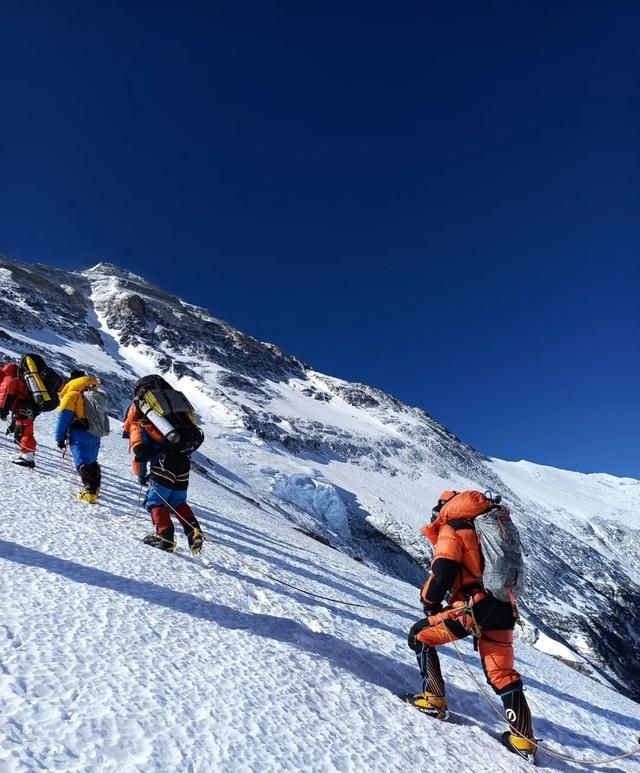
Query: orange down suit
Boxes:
[
  {"xmin": 416, "ymin": 490, "xmax": 521, "ymax": 694},
  {"xmin": 0, "ymin": 363, "xmax": 37, "ymax": 454}
]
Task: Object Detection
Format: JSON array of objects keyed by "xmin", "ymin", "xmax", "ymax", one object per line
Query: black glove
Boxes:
[
  {"xmin": 133, "ymin": 443, "xmax": 152, "ymax": 462},
  {"xmin": 408, "ymin": 618, "xmax": 431, "ymax": 651},
  {"xmin": 422, "ymin": 601, "xmax": 442, "ymax": 617},
  {"xmin": 0, "ymin": 409, "xmax": 7, "ymax": 421},
  {"xmin": 57, "ymin": 439, "xmax": 66, "ymax": 450},
  {"xmin": 138, "ymin": 474, "xmax": 150, "ymax": 486}
]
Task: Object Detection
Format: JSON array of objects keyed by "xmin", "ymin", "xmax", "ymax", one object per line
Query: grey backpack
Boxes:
[
  {"xmin": 83, "ymin": 389, "xmax": 110, "ymax": 438},
  {"xmin": 474, "ymin": 506, "xmax": 526, "ymax": 602}
]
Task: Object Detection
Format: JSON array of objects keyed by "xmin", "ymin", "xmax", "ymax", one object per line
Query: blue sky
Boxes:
[{"xmin": 1, "ymin": 2, "xmax": 638, "ymax": 476}]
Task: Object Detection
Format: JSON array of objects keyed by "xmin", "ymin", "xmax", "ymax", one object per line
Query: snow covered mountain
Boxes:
[{"xmin": 1, "ymin": 254, "xmax": 639, "ymax": 771}]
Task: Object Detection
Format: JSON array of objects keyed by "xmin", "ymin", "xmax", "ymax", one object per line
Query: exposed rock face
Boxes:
[
  {"xmin": 87, "ymin": 262, "xmax": 307, "ymax": 383},
  {"xmin": 0, "ymin": 257, "xmax": 100, "ymax": 344},
  {"xmin": 0, "ymin": 254, "xmax": 638, "ymax": 701}
]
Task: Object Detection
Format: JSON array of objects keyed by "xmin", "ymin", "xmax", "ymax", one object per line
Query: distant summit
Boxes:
[
  {"xmin": 84, "ymin": 262, "xmax": 150, "ymax": 284},
  {"xmin": 0, "ymin": 252, "xmax": 638, "ymax": 700}
]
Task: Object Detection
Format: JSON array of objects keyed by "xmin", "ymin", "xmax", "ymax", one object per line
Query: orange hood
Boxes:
[{"xmin": 421, "ymin": 490, "xmax": 491, "ymax": 544}]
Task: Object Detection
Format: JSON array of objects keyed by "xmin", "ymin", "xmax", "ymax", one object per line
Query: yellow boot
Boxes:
[
  {"xmin": 502, "ymin": 732, "xmax": 537, "ymax": 762},
  {"xmin": 403, "ymin": 692, "xmax": 449, "ymax": 720},
  {"xmin": 77, "ymin": 491, "xmax": 99, "ymax": 504}
]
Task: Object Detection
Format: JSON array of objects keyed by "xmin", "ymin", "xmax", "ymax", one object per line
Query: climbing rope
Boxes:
[
  {"xmin": 136, "ymin": 484, "xmax": 640, "ymax": 764},
  {"xmin": 145, "ymin": 483, "xmax": 417, "ymax": 614},
  {"xmin": 61, "ymin": 442, "xmax": 70, "ymax": 471},
  {"xmin": 434, "ymin": 612, "xmax": 640, "ymax": 766}
]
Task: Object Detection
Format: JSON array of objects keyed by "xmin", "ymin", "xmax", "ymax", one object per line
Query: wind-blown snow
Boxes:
[{"xmin": 491, "ymin": 457, "xmax": 640, "ymax": 530}]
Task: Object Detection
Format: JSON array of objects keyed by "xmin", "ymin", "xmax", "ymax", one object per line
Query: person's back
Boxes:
[
  {"xmin": 406, "ymin": 490, "xmax": 536, "ymax": 762},
  {"xmin": 0, "ymin": 362, "xmax": 16, "ymax": 392},
  {"xmin": 55, "ymin": 374, "xmax": 103, "ymax": 502},
  {"xmin": 124, "ymin": 400, "xmax": 203, "ymax": 555},
  {"xmin": 0, "ymin": 362, "xmax": 38, "ymax": 467}
]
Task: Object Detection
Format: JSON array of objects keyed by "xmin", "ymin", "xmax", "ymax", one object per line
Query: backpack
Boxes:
[
  {"xmin": 474, "ymin": 504, "xmax": 526, "ymax": 603},
  {"xmin": 19, "ymin": 354, "xmax": 64, "ymax": 412},
  {"xmin": 133, "ymin": 375, "xmax": 204, "ymax": 454},
  {"xmin": 83, "ymin": 389, "xmax": 110, "ymax": 437}
]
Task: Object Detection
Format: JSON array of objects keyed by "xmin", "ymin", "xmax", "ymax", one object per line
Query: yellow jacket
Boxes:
[{"xmin": 58, "ymin": 375, "xmax": 100, "ymax": 417}]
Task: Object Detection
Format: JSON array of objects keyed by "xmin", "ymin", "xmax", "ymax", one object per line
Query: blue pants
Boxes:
[
  {"xmin": 69, "ymin": 433, "xmax": 101, "ymax": 468},
  {"xmin": 145, "ymin": 482, "xmax": 188, "ymax": 512}
]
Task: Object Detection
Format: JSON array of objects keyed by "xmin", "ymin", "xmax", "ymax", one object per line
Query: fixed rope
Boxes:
[
  {"xmin": 433, "ymin": 611, "xmax": 640, "ymax": 766},
  {"xmin": 146, "ymin": 483, "xmax": 416, "ymax": 614},
  {"xmin": 138, "ymin": 484, "xmax": 640, "ymax": 764}
]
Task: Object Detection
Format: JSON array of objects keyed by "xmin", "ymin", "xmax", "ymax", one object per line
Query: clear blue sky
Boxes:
[{"xmin": 1, "ymin": 2, "xmax": 638, "ymax": 477}]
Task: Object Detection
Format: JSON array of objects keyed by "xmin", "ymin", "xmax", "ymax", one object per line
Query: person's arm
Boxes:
[
  {"xmin": 129, "ymin": 423, "xmax": 152, "ymax": 481},
  {"xmin": 55, "ymin": 404, "xmax": 75, "ymax": 445},
  {"xmin": 420, "ymin": 525, "xmax": 463, "ymax": 613},
  {"xmin": 0, "ymin": 378, "xmax": 16, "ymax": 418}
]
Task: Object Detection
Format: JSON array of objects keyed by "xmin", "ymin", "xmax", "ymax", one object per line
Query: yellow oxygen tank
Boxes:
[{"xmin": 23, "ymin": 356, "xmax": 51, "ymax": 406}]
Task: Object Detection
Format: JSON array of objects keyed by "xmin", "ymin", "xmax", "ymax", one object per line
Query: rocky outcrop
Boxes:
[{"xmin": 0, "ymin": 254, "xmax": 638, "ymax": 702}]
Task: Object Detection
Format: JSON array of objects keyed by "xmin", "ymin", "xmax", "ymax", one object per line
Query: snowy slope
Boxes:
[
  {"xmin": 2, "ymin": 415, "xmax": 640, "ymax": 773},
  {"xmin": 0, "ymin": 253, "xmax": 639, "ymax": 719},
  {"xmin": 491, "ymin": 458, "xmax": 640, "ymax": 531}
]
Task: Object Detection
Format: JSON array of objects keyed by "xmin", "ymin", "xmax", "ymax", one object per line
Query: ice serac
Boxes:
[{"xmin": 0, "ymin": 254, "xmax": 639, "ymax": 701}]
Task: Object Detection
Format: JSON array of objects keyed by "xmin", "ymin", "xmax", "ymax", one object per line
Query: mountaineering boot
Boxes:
[
  {"xmin": 12, "ymin": 453, "xmax": 35, "ymax": 469},
  {"xmin": 402, "ymin": 692, "xmax": 449, "ymax": 720},
  {"xmin": 187, "ymin": 527, "xmax": 204, "ymax": 555},
  {"xmin": 500, "ymin": 686, "xmax": 536, "ymax": 761},
  {"xmin": 77, "ymin": 491, "xmax": 99, "ymax": 504},
  {"xmin": 143, "ymin": 530, "xmax": 177, "ymax": 552},
  {"xmin": 501, "ymin": 732, "xmax": 537, "ymax": 763}
]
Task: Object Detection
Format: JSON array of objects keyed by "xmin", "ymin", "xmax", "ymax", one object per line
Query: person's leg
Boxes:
[
  {"xmin": 167, "ymin": 490, "xmax": 204, "ymax": 554},
  {"xmin": 405, "ymin": 610, "xmax": 470, "ymax": 718},
  {"xmin": 90, "ymin": 437, "xmax": 101, "ymax": 492},
  {"xmin": 478, "ymin": 630, "xmax": 536, "ymax": 758},
  {"xmin": 144, "ymin": 483, "xmax": 176, "ymax": 550},
  {"xmin": 500, "ymin": 685, "xmax": 534, "ymax": 740},
  {"xmin": 71, "ymin": 440, "xmax": 98, "ymax": 500},
  {"xmin": 78, "ymin": 462, "xmax": 101, "ymax": 494},
  {"xmin": 416, "ymin": 643, "xmax": 446, "ymax": 697},
  {"xmin": 167, "ymin": 490, "xmax": 196, "ymax": 531},
  {"xmin": 12, "ymin": 417, "xmax": 36, "ymax": 466},
  {"xmin": 18, "ymin": 418, "xmax": 36, "ymax": 455}
]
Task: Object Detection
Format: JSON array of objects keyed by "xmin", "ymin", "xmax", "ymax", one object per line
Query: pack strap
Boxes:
[{"xmin": 507, "ymin": 585, "xmax": 519, "ymax": 620}]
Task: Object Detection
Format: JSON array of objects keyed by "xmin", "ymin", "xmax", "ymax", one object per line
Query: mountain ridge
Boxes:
[{"xmin": 0, "ymin": 253, "xmax": 639, "ymax": 703}]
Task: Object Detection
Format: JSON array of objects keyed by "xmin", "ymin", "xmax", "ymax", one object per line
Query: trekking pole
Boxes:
[
  {"xmin": 114, "ymin": 483, "xmax": 147, "ymax": 529},
  {"xmin": 60, "ymin": 438, "xmax": 73, "ymax": 472},
  {"xmin": 133, "ymin": 482, "xmax": 144, "ymax": 520}
]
